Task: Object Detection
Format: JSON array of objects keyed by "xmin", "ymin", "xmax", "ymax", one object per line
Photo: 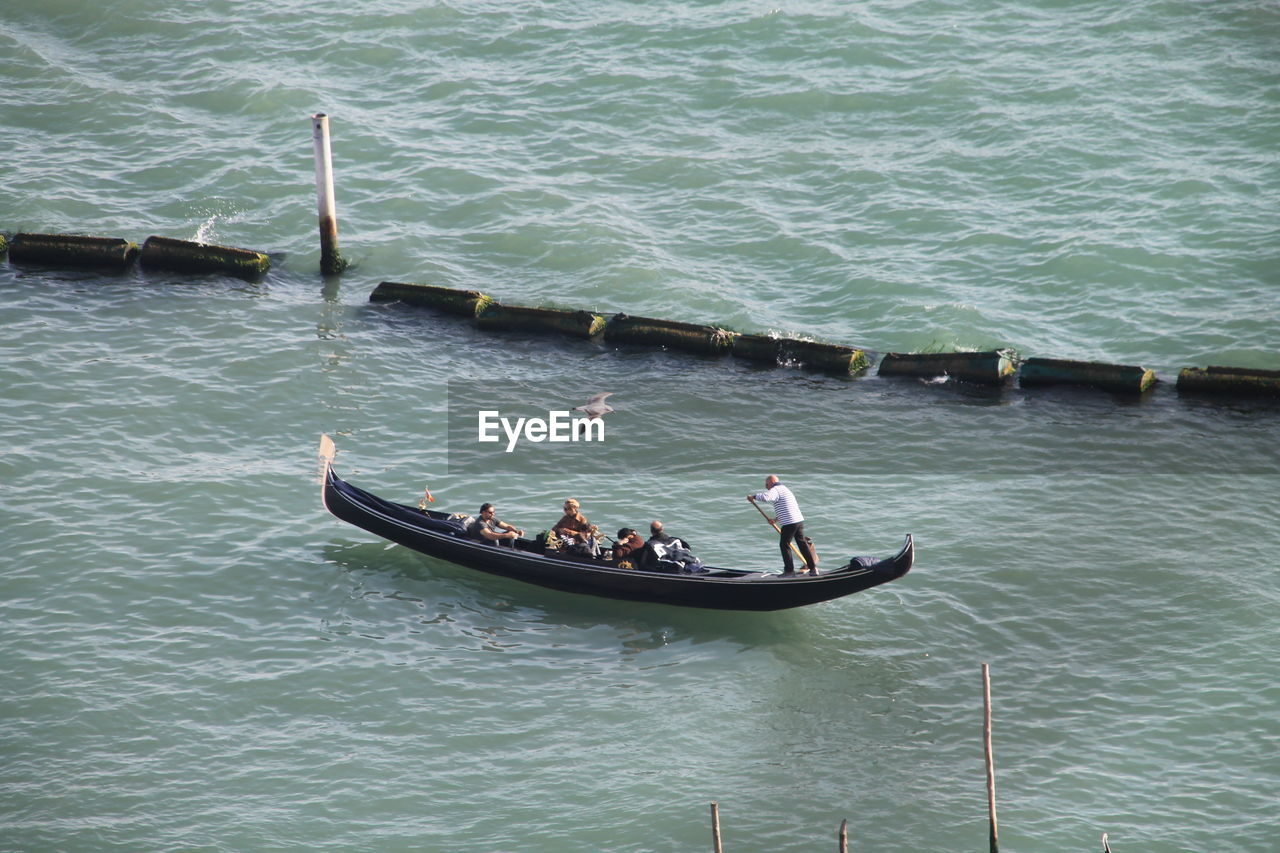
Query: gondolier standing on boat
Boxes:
[{"xmin": 748, "ymin": 475, "xmax": 817, "ymax": 576}]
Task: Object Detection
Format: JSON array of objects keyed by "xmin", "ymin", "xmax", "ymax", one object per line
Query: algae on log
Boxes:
[
  {"xmin": 9, "ymin": 233, "xmax": 139, "ymax": 270},
  {"xmin": 140, "ymin": 236, "xmax": 269, "ymax": 278},
  {"xmin": 604, "ymin": 313, "xmax": 735, "ymax": 356},
  {"xmin": 475, "ymin": 303, "xmax": 605, "ymax": 339},
  {"xmin": 369, "ymin": 281, "xmax": 493, "ymax": 317},
  {"xmin": 1019, "ymin": 357, "xmax": 1156, "ymax": 393},
  {"xmin": 0, "ymin": 233, "xmax": 8, "ymax": 258},
  {"xmin": 1177, "ymin": 366, "xmax": 1280, "ymax": 399},
  {"xmin": 879, "ymin": 351, "xmax": 1016, "ymax": 385}
]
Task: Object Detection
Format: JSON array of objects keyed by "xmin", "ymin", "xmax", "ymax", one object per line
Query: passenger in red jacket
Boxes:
[{"xmin": 612, "ymin": 528, "xmax": 645, "ymax": 562}]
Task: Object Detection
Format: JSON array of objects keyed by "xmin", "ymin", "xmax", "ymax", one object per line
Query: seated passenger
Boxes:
[
  {"xmin": 552, "ymin": 498, "xmax": 601, "ymax": 557},
  {"xmin": 612, "ymin": 528, "xmax": 645, "ymax": 562},
  {"xmin": 645, "ymin": 519, "xmax": 689, "ymax": 551},
  {"xmin": 638, "ymin": 520, "xmax": 704, "ymax": 572},
  {"xmin": 470, "ymin": 503, "xmax": 524, "ymax": 546}
]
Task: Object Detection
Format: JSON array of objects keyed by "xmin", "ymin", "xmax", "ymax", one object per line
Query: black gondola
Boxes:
[{"xmin": 318, "ymin": 436, "xmax": 913, "ymax": 612}]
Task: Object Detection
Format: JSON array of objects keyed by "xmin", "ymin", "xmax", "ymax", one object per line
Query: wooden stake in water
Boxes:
[
  {"xmin": 710, "ymin": 801, "xmax": 723, "ymax": 853},
  {"xmin": 983, "ymin": 663, "xmax": 999, "ymax": 853},
  {"xmin": 839, "ymin": 818, "xmax": 849, "ymax": 853},
  {"xmin": 310, "ymin": 113, "xmax": 348, "ymax": 274}
]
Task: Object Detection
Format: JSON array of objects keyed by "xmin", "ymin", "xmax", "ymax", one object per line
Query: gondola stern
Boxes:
[
  {"xmin": 893, "ymin": 533, "xmax": 915, "ymax": 578},
  {"xmin": 839, "ymin": 534, "xmax": 914, "ymax": 578}
]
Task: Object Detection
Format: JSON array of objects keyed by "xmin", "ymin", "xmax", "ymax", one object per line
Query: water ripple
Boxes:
[{"xmin": 3, "ymin": 1, "xmax": 1279, "ymax": 850}]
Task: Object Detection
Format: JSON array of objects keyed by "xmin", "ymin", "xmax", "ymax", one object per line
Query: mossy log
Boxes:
[
  {"xmin": 1019, "ymin": 357, "xmax": 1156, "ymax": 393},
  {"xmin": 604, "ymin": 313, "xmax": 734, "ymax": 356},
  {"xmin": 777, "ymin": 338, "xmax": 870, "ymax": 375},
  {"xmin": 1176, "ymin": 366, "xmax": 1280, "ymax": 399},
  {"xmin": 475, "ymin": 302, "xmax": 605, "ymax": 339},
  {"xmin": 9, "ymin": 233, "xmax": 138, "ymax": 270},
  {"xmin": 733, "ymin": 333, "xmax": 871, "ymax": 374},
  {"xmin": 879, "ymin": 351, "xmax": 1015, "ymax": 385},
  {"xmin": 140, "ymin": 236, "xmax": 269, "ymax": 278},
  {"xmin": 0, "ymin": 233, "xmax": 8, "ymax": 258},
  {"xmin": 369, "ymin": 281, "xmax": 494, "ymax": 317},
  {"xmin": 730, "ymin": 333, "xmax": 783, "ymax": 364}
]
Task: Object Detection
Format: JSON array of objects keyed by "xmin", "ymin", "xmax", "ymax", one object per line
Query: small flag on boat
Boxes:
[{"xmin": 418, "ymin": 486, "xmax": 435, "ymax": 509}]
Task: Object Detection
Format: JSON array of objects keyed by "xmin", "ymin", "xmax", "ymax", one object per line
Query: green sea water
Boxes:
[{"xmin": 2, "ymin": 1, "xmax": 1278, "ymax": 851}]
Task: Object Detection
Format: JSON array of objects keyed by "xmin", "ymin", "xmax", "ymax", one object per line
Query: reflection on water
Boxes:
[{"xmin": 321, "ymin": 541, "xmax": 812, "ymax": 656}]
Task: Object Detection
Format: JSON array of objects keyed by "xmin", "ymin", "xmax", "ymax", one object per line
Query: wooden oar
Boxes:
[{"xmin": 747, "ymin": 497, "xmax": 809, "ymax": 567}]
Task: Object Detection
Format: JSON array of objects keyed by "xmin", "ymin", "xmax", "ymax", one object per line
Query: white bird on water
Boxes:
[{"xmin": 575, "ymin": 392, "xmax": 614, "ymax": 419}]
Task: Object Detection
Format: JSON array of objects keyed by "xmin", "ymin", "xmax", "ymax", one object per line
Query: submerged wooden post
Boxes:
[
  {"xmin": 311, "ymin": 113, "xmax": 348, "ymax": 274},
  {"xmin": 8, "ymin": 233, "xmax": 138, "ymax": 270},
  {"xmin": 1177, "ymin": 365, "xmax": 1280, "ymax": 399},
  {"xmin": 777, "ymin": 338, "xmax": 870, "ymax": 375},
  {"xmin": 604, "ymin": 313, "xmax": 735, "ymax": 356},
  {"xmin": 140, "ymin": 236, "xmax": 270, "ymax": 278},
  {"xmin": 370, "ymin": 281, "xmax": 494, "ymax": 316},
  {"xmin": 710, "ymin": 801, "xmax": 723, "ymax": 853},
  {"xmin": 1019, "ymin": 357, "xmax": 1155, "ymax": 394},
  {"xmin": 983, "ymin": 663, "xmax": 999, "ymax": 853},
  {"xmin": 838, "ymin": 818, "xmax": 849, "ymax": 853},
  {"xmin": 878, "ymin": 350, "xmax": 1016, "ymax": 385},
  {"xmin": 475, "ymin": 302, "xmax": 606, "ymax": 339}
]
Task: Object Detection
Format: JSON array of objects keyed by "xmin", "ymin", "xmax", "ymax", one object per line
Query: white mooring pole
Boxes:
[{"xmin": 311, "ymin": 113, "xmax": 347, "ymax": 274}]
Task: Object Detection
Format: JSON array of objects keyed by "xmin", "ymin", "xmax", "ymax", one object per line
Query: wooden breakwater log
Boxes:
[
  {"xmin": 778, "ymin": 338, "xmax": 870, "ymax": 375},
  {"xmin": 879, "ymin": 350, "xmax": 1016, "ymax": 385},
  {"xmin": 8, "ymin": 232, "xmax": 138, "ymax": 270},
  {"xmin": 731, "ymin": 332, "xmax": 782, "ymax": 364},
  {"xmin": 475, "ymin": 302, "xmax": 605, "ymax": 339},
  {"xmin": 1177, "ymin": 365, "xmax": 1280, "ymax": 399},
  {"xmin": 1019, "ymin": 357, "xmax": 1156, "ymax": 393},
  {"xmin": 732, "ymin": 333, "xmax": 869, "ymax": 375},
  {"xmin": 369, "ymin": 281, "xmax": 494, "ymax": 317},
  {"xmin": 140, "ymin": 236, "xmax": 269, "ymax": 278},
  {"xmin": 603, "ymin": 313, "xmax": 734, "ymax": 356}
]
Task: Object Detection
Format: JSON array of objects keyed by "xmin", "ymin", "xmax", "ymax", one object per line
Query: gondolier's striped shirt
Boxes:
[{"xmin": 753, "ymin": 483, "xmax": 804, "ymax": 525}]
